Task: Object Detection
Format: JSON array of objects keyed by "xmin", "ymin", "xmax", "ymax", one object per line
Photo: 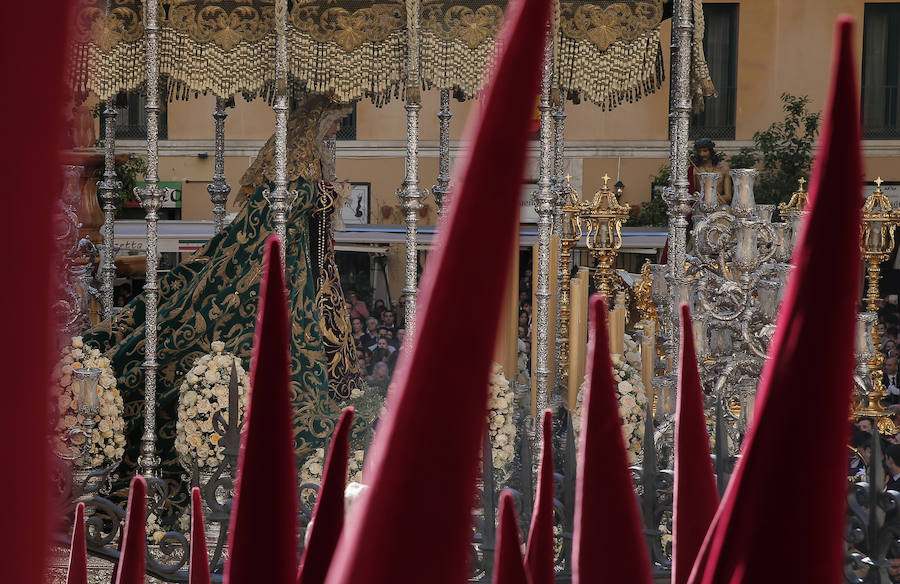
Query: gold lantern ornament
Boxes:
[{"xmin": 580, "ymin": 174, "xmax": 631, "ymax": 301}]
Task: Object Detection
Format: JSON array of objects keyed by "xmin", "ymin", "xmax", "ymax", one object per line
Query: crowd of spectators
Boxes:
[
  {"xmin": 518, "ymin": 268, "xmax": 533, "ymax": 374},
  {"xmin": 346, "ymin": 290, "xmax": 406, "ymax": 393},
  {"xmin": 844, "ymin": 298, "xmax": 900, "ymax": 579}
]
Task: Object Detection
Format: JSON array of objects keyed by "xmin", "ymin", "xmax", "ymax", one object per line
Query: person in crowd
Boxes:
[
  {"xmin": 857, "ymin": 417, "xmax": 876, "ymax": 433},
  {"xmin": 885, "ymin": 358, "xmax": 900, "ymax": 405},
  {"xmin": 518, "ymin": 310, "xmax": 529, "ymax": 329},
  {"xmin": 887, "ymin": 327, "xmax": 900, "ymax": 347},
  {"xmin": 381, "ymin": 328, "xmax": 399, "ymax": 350},
  {"xmin": 370, "ymin": 339, "xmax": 393, "ymax": 373},
  {"xmin": 886, "ymin": 340, "xmax": 898, "ymax": 359},
  {"xmin": 395, "ymin": 296, "xmax": 407, "ymax": 328},
  {"xmin": 347, "ymin": 290, "xmax": 370, "ymax": 320},
  {"xmin": 351, "ymin": 317, "xmax": 365, "ymax": 344},
  {"xmin": 362, "ymin": 317, "xmax": 379, "ymax": 348},
  {"xmin": 521, "ymin": 300, "xmax": 532, "ymax": 317},
  {"xmin": 518, "ymin": 325, "xmax": 528, "ymax": 340},
  {"xmin": 521, "ymin": 268, "xmax": 532, "ymax": 291},
  {"xmin": 372, "ymin": 298, "xmax": 387, "ymax": 322},
  {"xmin": 850, "ymin": 426, "xmax": 872, "ymax": 481},
  {"xmin": 381, "ymin": 309, "xmax": 397, "ymax": 333},
  {"xmin": 368, "ymin": 362, "xmax": 391, "ymax": 393},
  {"xmin": 889, "ymin": 555, "xmax": 900, "ymax": 584},
  {"xmin": 886, "ymin": 444, "xmax": 900, "ymax": 492},
  {"xmin": 356, "ymin": 355, "xmax": 368, "ymax": 378},
  {"xmin": 371, "ymin": 333, "xmax": 396, "ymax": 354},
  {"xmin": 358, "ymin": 346, "xmax": 373, "ymax": 376},
  {"xmin": 396, "ymin": 328, "xmax": 406, "ymax": 347}
]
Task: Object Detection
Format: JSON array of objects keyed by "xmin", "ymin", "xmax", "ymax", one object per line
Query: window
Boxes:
[
  {"xmin": 99, "ymin": 90, "xmax": 168, "ymax": 140},
  {"xmin": 690, "ymin": 3, "xmax": 739, "ymax": 141},
  {"xmin": 336, "ymin": 102, "xmax": 357, "ymax": 141},
  {"xmin": 862, "ymin": 3, "xmax": 900, "ymax": 139}
]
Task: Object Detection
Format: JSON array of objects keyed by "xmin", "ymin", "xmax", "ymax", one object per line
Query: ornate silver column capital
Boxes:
[
  {"xmin": 263, "ymin": 0, "xmax": 295, "ymax": 260},
  {"xmin": 207, "ymin": 97, "xmax": 232, "ymax": 234}
]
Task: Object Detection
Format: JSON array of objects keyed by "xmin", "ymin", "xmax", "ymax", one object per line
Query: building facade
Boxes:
[{"xmin": 90, "ymin": 0, "xmax": 900, "ymax": 296}]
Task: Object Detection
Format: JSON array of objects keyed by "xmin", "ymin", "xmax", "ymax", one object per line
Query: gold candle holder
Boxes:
[
  {"xmin": 854, "ymin": 177, "xmax": 899, "ymax": 433},
  {"xmin": 558, "ymin": 176, "xmax": 583, "ymax": 390},
  {"xmin": 580, "ymin": 174, "xmax": 630, "ymax": 301}
]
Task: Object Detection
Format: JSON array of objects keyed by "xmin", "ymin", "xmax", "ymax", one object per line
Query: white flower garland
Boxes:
[
  {"xmin": 300, "ymin": 447, "xmax": 365, "ymax": 485},
  {"xmin": 488, "ymin": 363, "xmax": 517, "ymax": 480},
  {"xmin": 174, "ymin": 341, "xmax": 250, "ymax": 471},
  {"xmin": 52, "ymin": 336, "xmax": 125, "ymax": 468},
  {"xmin": 574, "ymin": 335, "xmax": 648, "ymax": 464}
]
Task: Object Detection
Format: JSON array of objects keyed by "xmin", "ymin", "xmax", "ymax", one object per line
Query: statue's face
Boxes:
[
  {"xmin": 698, "ymin": 147, "xmax": 711, "ymax": 162},
  {"xmin": 327, "ymin": 118, "xmax": 342, "ymax": 138}
]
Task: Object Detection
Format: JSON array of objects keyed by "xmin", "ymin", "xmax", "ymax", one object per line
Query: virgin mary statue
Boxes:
[{"xmin": 83, "ymin": 94, "xmax": 362, "ymax": 503}]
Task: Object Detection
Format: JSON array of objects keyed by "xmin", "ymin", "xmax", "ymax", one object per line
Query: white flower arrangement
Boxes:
[
  {"xmin": 574, "ymin": 335, "xmax": 648, "ymax": 464},
  {"xmin": 52, "ymin": 336, "xmax": 126, "ymax": 468},
  {"xmin": 488, "ymin": 363, "xmax": 517, "ymax": 481},
  {"xmin": 146, "ymin": 512, "xmax": 166, "ymax": 545},
  {"xmin": 300, "ymin": 448, "xmax": 365, "ymax": 485},
  {"xmin": 516, "ymin": 338, "xmax": 530, "ymax": 387},
  {"xmin": 174, "ymin": 341, "xmax": 249, "ymax": 471}
]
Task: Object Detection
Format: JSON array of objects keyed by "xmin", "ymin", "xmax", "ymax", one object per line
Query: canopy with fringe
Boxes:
[{"xmin": 69, "ymin": 0, "xmax": 715, "ymax": 109}]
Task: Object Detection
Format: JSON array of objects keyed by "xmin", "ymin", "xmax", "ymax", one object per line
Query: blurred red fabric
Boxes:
[{"xmin": 0, "ymin": 3, "xmax": 73, "ymax": 584}]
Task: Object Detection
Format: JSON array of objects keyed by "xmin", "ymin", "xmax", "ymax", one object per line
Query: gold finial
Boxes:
[
  {"xmin": 875, "ymin": 176, "xmax": 884, "ymax": 190},
  {"xmin": 565, "ymin": 173, "xmax": 573, "ymax": 184},
  {"xmin": 602, "ymin": 173, "xmax": 611, "ymax": 188},
  {"xmin": 797, "ymin": 177, "xmax": 806, "ymax": 191}
]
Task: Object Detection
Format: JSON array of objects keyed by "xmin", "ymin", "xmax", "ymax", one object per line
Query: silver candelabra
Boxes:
[{"xmin": 649, "ymin": 170, "xmax": 807, "ymax": 455}]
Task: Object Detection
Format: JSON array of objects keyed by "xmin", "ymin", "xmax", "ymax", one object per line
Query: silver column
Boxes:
[
  {"xmin": 433, "ymin": 89, "xmax": 452, "ymax": 217},
  {"xmin": 262, "ymin": 0, "xmax": 297, "ymax": 260},
  {"xmin": 398, "ymin": 0, "xmax": 426, "ymax": 338},
  {"xmin": 98, "ymin": 99, "xmax": 121, "ymax": 321},
  {"xmin": 207, "ymin": 97, "xmax": 231, "ymax": 234},
  {"xmin": 136, "ymin": 0, "xmax": 171, "ymax": 477},
  {"xmin": 552, "ymin": 94, "xmax": 567, "ymax": 396},
  {"xmin": 664, "ymin": 0, "xmax": 696, "ymax": 362},
  {"xmin": 532, "ymin": 27, "xmax": 555, "ymax": 418}
]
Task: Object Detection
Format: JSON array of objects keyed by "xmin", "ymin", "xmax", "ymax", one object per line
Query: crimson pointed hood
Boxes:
[
  {"xmin": 525, "ymin": 410, "xmax": 555, "ymax": 584},
  {"xmin": 672, "ymin": 306, "xmax": 718, "ymax": 584},
  {"xmin": 66, "ymin": 503, "xmax": 88, "ymax": 584},
  {"xmin": 189, "ymin": 487, "xmax": 210, "ymax": 584},
  {"xmin": 324, "ymin": 0, "xmax": 552, "ymax": 581},
  {"xmin": 573, "ymin": 296, "xmax": 652, "ymax": 584},
  {"xmin": 689, "ymin": 17, "xmax": 862, "ymax": 584},
  {"xmin": 494, "ymin": 491, "xmax": 528, "ymax": 584},
  {"xmin": 115, "ymin": 476, "xmax": 147, "ymax": 584},
  {"xmin": 225, "ymin": 236, "xmax": 298, "ymax": 584},
  {"xmin": 298, "ymin": 408, "xmax": 355, "ymax": 584}
]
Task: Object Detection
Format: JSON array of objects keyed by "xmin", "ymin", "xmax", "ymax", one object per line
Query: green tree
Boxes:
[
  {"xmin": 626, "ymin": 164, "xmax": 670, "ymax": 227},
  {"xmin": 751, "ymin": 93, "xmax": 821, "ymax": 205}
]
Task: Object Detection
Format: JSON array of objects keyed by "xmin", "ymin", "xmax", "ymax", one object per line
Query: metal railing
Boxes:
[{"xmin": 52, "ymin": 374, "xmax": 898, "ymax": 582}]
